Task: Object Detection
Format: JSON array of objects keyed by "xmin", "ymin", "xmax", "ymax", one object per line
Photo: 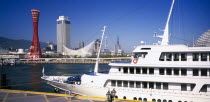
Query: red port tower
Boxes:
[{"xmin": 29, "ymin": 9, "xmax": 41, "ymax": 59}]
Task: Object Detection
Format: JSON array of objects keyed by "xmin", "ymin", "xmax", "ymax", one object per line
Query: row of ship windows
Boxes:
[
  {"xmin": 159, "ymin": 53, "xmax": 210, "ymax": 61},
  {"xmin": 111, "ymin": 80, "xmax": 169, "ymax": 89},
  {"xmin": 131, "ymin": 97, "xmax": 187, "ymax": 102},
  {"xmin": 120, "ymin": 67, "xmax": 210, "ymax": 76},
  {"xmin": 131, "ymin": 97, "xmax": 186, "ymax": 102},
  {"xmin": 111, "ymin": 80, "xmax": 208, "ymax": 92}
]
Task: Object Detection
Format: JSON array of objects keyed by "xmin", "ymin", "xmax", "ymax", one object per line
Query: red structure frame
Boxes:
[{"xmin": 29, "ymin": 9, "xmax": 42, "ymax": 59}]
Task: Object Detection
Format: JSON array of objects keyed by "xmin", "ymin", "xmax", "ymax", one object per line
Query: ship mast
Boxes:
[
  {"xmin": 94, "ymin": 26, "xmax": 106, "ymax": 75},
  {"xmin": 154, "ymin": 0, "xmax": 175, "ymax": 45}
]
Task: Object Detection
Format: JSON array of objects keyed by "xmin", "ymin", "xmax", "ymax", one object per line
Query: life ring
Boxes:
[{"xmin": 133, "ymin": 59, "xmax": 138, "ymax": 64}]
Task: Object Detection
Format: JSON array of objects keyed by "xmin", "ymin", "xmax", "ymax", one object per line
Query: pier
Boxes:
[
  {"xmin": 20, "ymin": 57, "xmax": 131, "ymax": 64},
  {"xmin": 0, "ymin": 89, "xmax": 139, "ymax": 102}
]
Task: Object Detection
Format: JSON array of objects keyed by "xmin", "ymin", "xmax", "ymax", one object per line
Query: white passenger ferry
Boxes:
[{"xmin": 42, "ymin": 0, "xmax": 210, "ymax": 102}]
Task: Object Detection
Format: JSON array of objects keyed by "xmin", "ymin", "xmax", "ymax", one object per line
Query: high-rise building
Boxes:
[
  {"xmin": 79, "ymin": 41, "xmax": 84, "ymax": 49},
  {"xmin": 94, "ymin": 39, "xmax": 101, "ymax": 55},
  {"xmin": 29, "ymin": 9, "xmax": 42, "ymax": 59},
  {"xmin": 57, "ymin": 16, "xmax": 70, "ymax": 54},
  {"xmin": 113, "ymin": 36, "xmax": 124, "ymax": 55}
]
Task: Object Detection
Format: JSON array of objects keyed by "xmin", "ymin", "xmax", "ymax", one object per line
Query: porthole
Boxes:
[{"xmin": 143, "ymin": 98, "xmax": 147, "ymax": 102}]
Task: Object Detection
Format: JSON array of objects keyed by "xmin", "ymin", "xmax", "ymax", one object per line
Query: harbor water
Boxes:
[{"xmin": 0, "ymin": 64, "xmax": 110, "ymax": 93}]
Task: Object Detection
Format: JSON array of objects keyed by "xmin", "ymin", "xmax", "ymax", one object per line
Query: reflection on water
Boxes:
[{"xmin": 0, "ymin": 64, "xmax": 110, "ymax": 93}]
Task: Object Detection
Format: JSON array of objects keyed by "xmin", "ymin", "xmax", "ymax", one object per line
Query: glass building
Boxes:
[{"xmin": 57, "ymin": 16, "xmax": 70, "ymax": 54}]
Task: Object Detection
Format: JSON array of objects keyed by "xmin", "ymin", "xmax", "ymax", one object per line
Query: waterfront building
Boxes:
[
  {"xmin": 57, "ymin": 16, "xmax": 70, "ymax": 54},
  {"xmin": 63, "ymin": 41, "xmax": 95, "ymax": 57},
  {"xmin": 196, "ymin": 29, "xmax": 210, "ymax": 47}
]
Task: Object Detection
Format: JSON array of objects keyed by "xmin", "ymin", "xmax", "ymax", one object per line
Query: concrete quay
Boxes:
[{"xmin": 0, "ymin": 89, "xmax": 140, "ymax": 102}]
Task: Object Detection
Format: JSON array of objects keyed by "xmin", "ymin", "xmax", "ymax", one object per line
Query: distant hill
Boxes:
[{"xmin": 0, "ymin": 37, "xmax": 47, "ymax": 49}]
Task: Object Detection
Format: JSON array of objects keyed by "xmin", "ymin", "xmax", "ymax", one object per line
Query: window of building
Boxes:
[
  {"xmin": 149, "ymin": 82, "xmax": 154, "ymax": 89},
  {"xmin": 123, "ymin": 67, "xmax": 128, "ymax": 74},
  {"xmin": 193, "ymin": 69, "xmax": 199, "ymax": 76},
  {"xmin": 142, "ymin": 82, "xmax": 147, "ymax": 88},
  {"xmin": 142, "ymin": 68, "xmax": 147, "ymax": 74},
  {"xmin": 174, "ymin": 53, "xmax": 179, "ymax": 61},
  {"xmin": 136, "ymin": 82, "xmax": 141, "ymax": 88},
  {"xmin": 201, "ymin": 53, "xmax": 207, "ymax": 61},
  {"xmin": 130, "ymin": 67, "xmax": 134, "ymax": 74},
  {"xmin": 163, "ymin": 100, "xmax": 167, "ymax": 102},
  {"xmin": 159, "ymin": 53, "xmax": 165, "ymax": 61},
  {"xmin": 163, "ymin": 83, "xmax": 168, "ymax": 90},
  {"xmin": 200, "ymin": 85, "xmax": 207, "ymax": 92},
  {"xmin": 156, "ymin": 83, "xmax": 161, "ymax": 89},
  {"xmin": 181, "ymin": 69, "xmax": 187, "ymax": 76},
  {"xmin": 181, "ymin": 53, "xmax": 187, "ymax": 61},
  {"xmin": 111, "ymin": 80, "xmax": 116, "ymax": 86},
  {"xmin": 117, "ymin": 81, "xmax": 122, "ymax": 87},
  {"xmin": 118, "ymin": 68, "xmax": 121, "ymax": 72},
  {"xmin": 166, "ymin": 53, "xmax": 172, "ymax": 61},
  {"xmin": 129, "ymin": 81, "xmax": 135, "ymax": 88},
  {"xmin": 192, "ymin": 53, "xmax": 199, "ymax": 61},
  {"xmin": 166, "ymin": 68, "xmax": 172, "ymax": 75},
  {"xmin": 136, "ymin": 68, "xmax": 141, "ymax": 74},
  {"xmin": 123, "ymin": 81, "xmax": 128, "ymax": 87},
  {"xmin": 174, "ymin": 68, "xmax": 179, "ymax": 75},
  {"xmin": 191, "ymin": 84, "xmax": 195, "ymax": 91},
  {"xmin": 157, "ymin": 99, "xmax": 161, "ymax": 102},
  {"xmin": 159, "ymin": 68, "xmax": 165, "ymax": 75},
  {"xmin": 149, "ymin": 68, "xmax": 154, "ymax": 74},
  {"xmin": 181, "ymin": 84, "xmax": 187, "ymax": 91},
  {"xmin": 201, "ymin": 69, "xmax": 207, "ymax": 76}
]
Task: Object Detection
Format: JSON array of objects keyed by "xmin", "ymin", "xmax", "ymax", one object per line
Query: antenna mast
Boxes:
[
  {"xmin": 94, "ymin": 26, "xmax": 106, "ymax": 75},
  {"xmin": 154, "ymin": 0, "xmax": 175, "ymax": 45}
]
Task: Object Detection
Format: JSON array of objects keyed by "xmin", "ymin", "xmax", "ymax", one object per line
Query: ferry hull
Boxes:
[{"xmin": 45, "ymin": 79, "xmax": 210, "ymax": 102}]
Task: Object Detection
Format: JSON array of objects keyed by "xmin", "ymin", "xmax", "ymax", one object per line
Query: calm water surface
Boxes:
[{"xmin": 0, "ymin": 64, "xmax": 110, "ymax": 93}]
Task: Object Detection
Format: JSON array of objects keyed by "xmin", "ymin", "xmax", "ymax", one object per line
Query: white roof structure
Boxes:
[
  {"xmin": 63, "ymin": 41, "xmax": 95, "ymax": 57},
  {"xmin": 196, "ymin": 29, "xmax": 210, "ymax": 47}
]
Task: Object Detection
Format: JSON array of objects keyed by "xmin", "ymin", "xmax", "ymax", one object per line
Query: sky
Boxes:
[{"xmin": 0, "ymin": 0, "xmax": 210, "ymax": 53}]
